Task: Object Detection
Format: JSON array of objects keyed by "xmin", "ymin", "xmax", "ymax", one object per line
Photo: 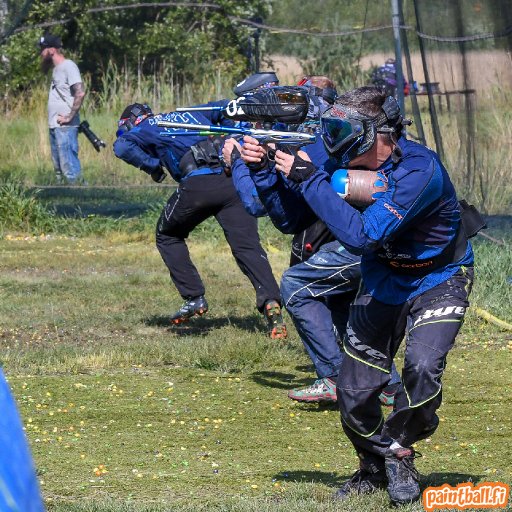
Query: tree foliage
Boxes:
[{"xmin": 1, "ymin": 0, "xmax": 271, "ymax": 92}]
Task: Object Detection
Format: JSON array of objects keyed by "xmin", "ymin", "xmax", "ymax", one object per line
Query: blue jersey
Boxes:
[
  {"xmin": 113, "ymin": 100, "xmax": 233, "ymax": 182},
  {"xmin": 299, "ymin": 137, "xmax": 474, "ymax": 304},
  {"xmin": 231, "ymin": 136, "xmax": 337, "ymax": 231}
]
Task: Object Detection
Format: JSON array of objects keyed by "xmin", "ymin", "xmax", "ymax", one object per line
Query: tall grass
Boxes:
[
  {"xmin": 1, "ymin": 66, "xmax": 511, "ymax": 213},
  {"xmin": 1, "ymin": 65, "xmax": 235, "ymax": 187},
  {"xmin": 406, "ymin": 85, "xmax": 512, "ymax": 214}
]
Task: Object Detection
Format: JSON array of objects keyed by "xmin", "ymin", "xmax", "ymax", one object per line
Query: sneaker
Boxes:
[
  {"xmin": 288, "ymin": 377, "xmax": 337, "ymax": 403},
  {"xmin": 170, "ymin": 295, "xmax": 208, "ymax": 325},
  {"xmin": 263, "ymin": 300, "xmax": 287, "ymax": 339},
  {"xmin": 379, "ymin": 383, "xmax": 399, "ymax": 407},
  {"xmin": 385, "ymin": 446, "xmax": 421, "ymax": 505},
  {"xmin": 333, "ymin": 456, "xmax": 387, "ymax": 500}
]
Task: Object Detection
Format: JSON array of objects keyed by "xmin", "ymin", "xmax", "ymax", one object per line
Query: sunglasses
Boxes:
[{"xmin": 320, "ymin": 116, "xmax": 365, "ymax": 155}]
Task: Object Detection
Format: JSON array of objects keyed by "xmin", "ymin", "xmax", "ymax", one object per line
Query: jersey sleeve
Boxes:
[
  {"xmin": 231, "ymin": 158, "xmax": 267, "ymax": 217},
  {"xmin": 113, "ymin": 133, "xmax": 161, "ymax": 174},
  {"xmin": 249, "ymin": 164, "xmax": 317, "ymax": 234},
  {"xmin": 300, "ymin": 156, "xmax": 444, "ymax": 254}
]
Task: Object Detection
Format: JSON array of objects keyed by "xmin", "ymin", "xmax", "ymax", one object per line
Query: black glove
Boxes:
[
  {"xmin": 230, "ymin": 145, "xmax": 242, "ymax": 167},
  {"xmin": 246, "ymin": 153, "xmax": 269, "ymax": 172},
  {"xmin": 287, "ymin": 154, "xmax": 316, "ymax": 183},
  {"xmin": 150, "ymin": 166, "xmax": 166, "ymax": 183}
]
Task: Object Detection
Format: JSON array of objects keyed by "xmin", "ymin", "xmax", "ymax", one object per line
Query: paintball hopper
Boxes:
[
  {"xmin": 176, "ymin": 86, "xmax": 310, "ymax": 124},
  {"xmin": 228, "ymin": 86, "xmax": 309, "ymax": 124},
  {"xmin": 233, "ymin": 72, "xmax": 279, "ymax": 96}
]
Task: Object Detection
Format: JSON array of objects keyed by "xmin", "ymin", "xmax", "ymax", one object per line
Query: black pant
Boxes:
[
  {"xmin": 337, "ymin": 267, "xmax": 474, "ymax": 458},
  {"xmin": 156, "ymin": 173, "xmax": 281, "ymax": 311}
]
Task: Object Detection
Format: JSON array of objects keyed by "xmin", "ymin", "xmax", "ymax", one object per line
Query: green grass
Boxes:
[{"xmin": 1, "ymin": 208, "xmax": 511, "ymax": 510}]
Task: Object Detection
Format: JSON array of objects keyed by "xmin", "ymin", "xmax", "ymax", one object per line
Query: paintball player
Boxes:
[
  {"xmin": 225, "ymin": 76, "xmax": 400, "ymax": 405},
  {"xmin": 39, "ymin": 33, "xmax": 86, "ymax": 184},
  {"xmin": 240, "ymin": 86, "xmax": 475, "ymax": 505},
  {"xmin": 370, "ymin": 58, "xmax": 411, "ymax": 98},
  {"xmin": 113, "ymin": 101, "xmax": 286, "ymax": 339}
]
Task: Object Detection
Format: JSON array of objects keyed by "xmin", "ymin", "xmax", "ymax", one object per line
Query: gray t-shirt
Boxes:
[{"xmin": 48, "ymin": 59, "xmax": 82, "ymax": 129}]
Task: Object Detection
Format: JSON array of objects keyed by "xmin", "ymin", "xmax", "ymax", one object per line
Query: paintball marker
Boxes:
[
  {"xmin": 79, "ymin": 121, "xmax": 106, "ymax": 152},
  {"xmin": 157, "ymin": 85, "xmax": 315, "ymax": 148},
  {"xmin": 155, "ymin": 121, "xmax": 315, "ymax": 147},
  {"xmin": 175, "ymin": 86, "xmax": 310, "ymax": 125}
]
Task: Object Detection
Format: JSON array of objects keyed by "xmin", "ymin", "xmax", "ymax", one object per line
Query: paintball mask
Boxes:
[
  {"xmin": 297, "ymin": 76, "xmax": 338, "ymax": 105},
  {"xmin": 321, "ymin": 95, "xmax": 406, "ymax": 166},
  {"xmin": 116, "ymin": 103, "xmax": 153, "ymax": 137}
]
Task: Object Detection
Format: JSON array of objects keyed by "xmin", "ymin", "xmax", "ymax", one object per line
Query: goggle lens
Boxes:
[{"xmin": 321, "ymin": 117, "xmax": 361, "ymax": 153}]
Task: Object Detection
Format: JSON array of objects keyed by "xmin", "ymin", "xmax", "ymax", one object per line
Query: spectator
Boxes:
[{"xmin": 39, "ymin": 33, "xmax": 86, "ymax": 184}]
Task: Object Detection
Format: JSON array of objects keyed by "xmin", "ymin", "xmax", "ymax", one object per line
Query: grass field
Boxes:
[{"xmin": 1, "ymin": 189, "xmax": 511, "ymax": 511}]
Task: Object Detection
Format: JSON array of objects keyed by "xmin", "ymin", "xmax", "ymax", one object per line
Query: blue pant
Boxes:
[
  {"xmin": 281, "ymin": 241, "xmax": 401, "ymax": 385},
  {"xmin": 49, "ymin": 127, "xmax": 81, "ymax": 183}
]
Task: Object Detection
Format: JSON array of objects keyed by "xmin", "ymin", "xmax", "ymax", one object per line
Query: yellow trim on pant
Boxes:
[
  {"xmin": 409, "ymin": 318, "xmax": 462, "ymax": 333},
  {"xmin": 403, "ymin": 382, "xmax": 442, "ymax": 408},
  {"xmin": 343, "ymin": 346, "xmax": 390, "ymax": 373},
  {"xmin": 341, "ymin": 413, "xmax": 384, "ymax": 438}
]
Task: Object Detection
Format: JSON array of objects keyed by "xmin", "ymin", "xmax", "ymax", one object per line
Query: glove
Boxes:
[
  {"xmin": 287, "ymin": 154, "xmax": 316, "ymax": 183},
  {"xmin": 150, "ymin": 166, "xmax": 166, "ymax": 183},
  {"xmin": 230, "ymin": 145, "xmax": 242, "ymax": 167},
  {"xmin": 246, "ymin": 153, "xmax": 269, "ymax": 172}
]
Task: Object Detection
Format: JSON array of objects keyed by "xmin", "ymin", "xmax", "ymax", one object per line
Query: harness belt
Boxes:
[
  {"xmin": 377, "ymin": 200, "xmax": 485, "ymax": 276},
  {"xmin": 179, "ymin": 136, "xmax": 223, "ymax": 177}
]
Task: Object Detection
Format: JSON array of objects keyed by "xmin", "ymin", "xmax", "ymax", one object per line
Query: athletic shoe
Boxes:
[
  {"xmin": 379, "ymin": 382, "xmax": 399, "ymax": 407},
  {"xmin": 263, "ymin": 300, "xmax": 287, "ymax": 339},
  {"xmin": 333, "ymin": 454, "xmax": 387, "ymax": 500},
  {"xmin": 385, "ymin": 446, "xmax": 421, "ymax": 505},
  {"xmin": 288, "ymin": 377, "xmax": 337, "ymax": 403},
  {"xmin": 170, "ymin": 295, "xmax": 208, "ymax": 325}
]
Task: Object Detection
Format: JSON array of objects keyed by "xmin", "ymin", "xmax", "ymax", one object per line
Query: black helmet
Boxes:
[
  {"xmin": 321, "ymin": 95, "xmax": 408, "ymax": 166},
  {"xmin": 117, "ymin": 103, "xmax": 153, "ymax": 135}
]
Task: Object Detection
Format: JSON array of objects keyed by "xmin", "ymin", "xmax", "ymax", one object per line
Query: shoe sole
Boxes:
[
  {"xmin": 288, "ymin": 394, "xmax": 337, "ymax": 403},
  {"xmin": 170, "ymin": 308, "xmax": 208, "ymax": 325}
]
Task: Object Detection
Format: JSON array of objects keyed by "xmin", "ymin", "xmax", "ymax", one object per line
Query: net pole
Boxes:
[
  {"xmin": 398, "ymin": 0, "xmax": 426, "ymax": 146},
  {"xmin": 391, "ymin": 0, "xmax": 405, "ymax": 115},
  {"xmin": 413, "ymin": 0, "xmax": 445, "ymax": 160}
]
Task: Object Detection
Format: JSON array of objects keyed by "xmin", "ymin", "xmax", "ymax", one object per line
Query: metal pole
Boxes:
[
  {"xmin": 391, "ymin": 0, "xmax": 405, "ymax": 114},
  {"xmin": 398, "ymin": 0, "xmax": 426, "ymax": 146},
  {"xmin": 413, "ymin": 0, "xmax": 445, "ymax": 160}
]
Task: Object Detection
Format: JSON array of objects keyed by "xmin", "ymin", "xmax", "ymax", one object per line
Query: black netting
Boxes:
[{"xmin": 265, "ymin": 0, "xmax": 512, "ymax": 214}]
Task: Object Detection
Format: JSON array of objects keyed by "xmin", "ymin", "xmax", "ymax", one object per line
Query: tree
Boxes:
[{"xmin": 1, "ymin": 0, "xmax": 271, "ymax": 92}]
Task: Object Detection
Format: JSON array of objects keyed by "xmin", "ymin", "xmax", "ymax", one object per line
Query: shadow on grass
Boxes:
[
  {"xmin": 272, "ymin": 470, "xmax": 483, "ymax": 490},
  {"xmin": 142, "ymin": 314, "xmax": 265, "ymax": 336},
  {"xmin": 422, "ymin": 472, "xmax": 483, "ymax": 488},
  {"xmin": 250, "ymin": 370, "xmax": 303, "ymax": 390},
  {"xmin": 33, "ymin": 185, "xmax": 171, "ymax": 218},
  {"xmin": 273, "ymin": 470, "xmax": 348, "ymax": 487}
]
